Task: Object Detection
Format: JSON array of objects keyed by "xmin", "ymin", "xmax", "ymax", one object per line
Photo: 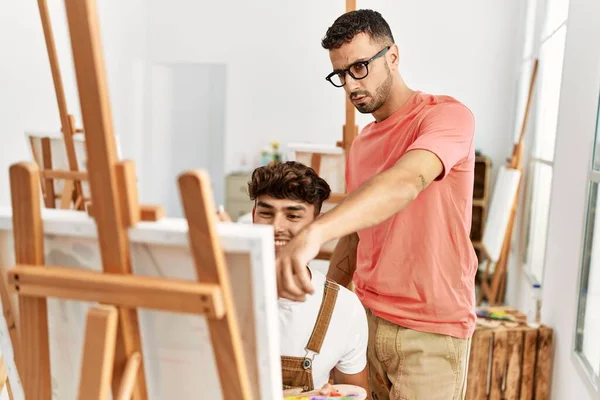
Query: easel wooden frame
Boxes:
[
  {"xmin": 36, "ymin": 0, "xmax": 85, "ymax": 210},
  {"xmin": 478, "ymin": 59, "xmax": 539, "ymax": 306},
  {"xmin": 32, "ymin": 1, "xmax": 164, "ymax": 220},
  {"xmin": 5, "ymin": 0, "xmax": 252, "ymax": 398}
]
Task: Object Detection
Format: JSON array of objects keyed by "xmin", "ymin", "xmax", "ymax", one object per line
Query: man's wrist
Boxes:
[{"xmin": 306, "ymin": 219, "xmax": 329, "ymax": 247}]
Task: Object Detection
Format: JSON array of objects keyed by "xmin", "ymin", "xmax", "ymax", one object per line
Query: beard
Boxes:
[{"xmin": 350, "ymin": 64, "xmax": 393, "ymax": 114}]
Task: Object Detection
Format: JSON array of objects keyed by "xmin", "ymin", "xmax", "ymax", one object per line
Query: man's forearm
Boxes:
[
  {"xmin": 327, "ymin": 233, "xmax": 359, "ymax": 288},
  {"xmin": 311, "ymin": 167, "xmax": 420, "ymax": 245}
]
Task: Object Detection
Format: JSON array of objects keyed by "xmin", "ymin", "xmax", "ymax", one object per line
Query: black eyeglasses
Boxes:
[{"xmin": 325, "ymin": 46, "xmax": 391, "ymax": 87}]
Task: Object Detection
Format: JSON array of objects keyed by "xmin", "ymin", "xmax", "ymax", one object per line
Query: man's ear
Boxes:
[
  {"xmin": 251, "ymin": 206, "xmax": 256, "ymax": 223},
  {"xmin": 388, "ymin": 43, "xmax": 399, "ymax": 71}
]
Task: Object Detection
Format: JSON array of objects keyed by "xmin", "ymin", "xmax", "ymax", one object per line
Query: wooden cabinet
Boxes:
[
  {"xmin": 472, "ymin": 155, "xmax": 492, "ymax": 263},
  {"xmin": 225, "ymin": 172, "xmax": 254, "ymax": 221}
]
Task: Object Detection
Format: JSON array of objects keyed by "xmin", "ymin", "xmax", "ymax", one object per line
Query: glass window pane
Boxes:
[
  {"xmin": 522, "ymin": 0, "xmax": 539, "ymax": 59},
  {"xmin": 533, "ymin": 24, "xmax": 567, "ymax": 162},
  {"xmin": 513, "ymin": 60, "xmax": 536, "ymax": 144},
  {"xmin": 521, "ymin": 162, "xmax": 536, "ymax": 266},
  {"xmin": 542, "ymin": 0, "xmax": 570, "ymax": 40},
  {"xmin": 576, "ymin": 182, "xmax": 600, "ymax": 378},
  {"xmin": 593, "ymin": 96, "xmax": 600, "ymax": 171},
  {"xmin": 527, "ymin": 162, "xmax": 554, "ymax": 282}
]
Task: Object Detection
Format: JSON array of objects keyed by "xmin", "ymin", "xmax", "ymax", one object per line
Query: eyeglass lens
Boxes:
[{"xmin": 330, "ymin": 62, "xmax": 369, "ymax": 87}]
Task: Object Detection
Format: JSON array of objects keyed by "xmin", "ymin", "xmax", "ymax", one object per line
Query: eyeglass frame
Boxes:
[{"xmin": 325, "ymin": 45, "xmax": 391, "ymax": 88}]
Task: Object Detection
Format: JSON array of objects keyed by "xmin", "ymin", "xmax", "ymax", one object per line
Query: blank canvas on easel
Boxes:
[
  {"xmin": 288, "ymin": 143, "xmax": 346, "ymax": 195},
  {"xmin": 482, "ymin": 166, "xmax": 522, "ymax": 263},
  {"xmin": 0, "ymin": 207, "xmax": 283, "ymax": 399}
]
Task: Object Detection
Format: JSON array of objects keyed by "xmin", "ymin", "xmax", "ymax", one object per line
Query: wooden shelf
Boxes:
[{"xmin": 471, "ymin": 155, "xmax": 492, "ymax": 262}]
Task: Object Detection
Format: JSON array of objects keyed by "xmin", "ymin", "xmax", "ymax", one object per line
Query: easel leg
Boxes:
[
  {"xmin": 9, "ymin": 162, "xmax": 52, "ymax": 400},
  {"xmin": 78, "ymin": 305, "xmax": 118, "ymax": 400},
  {"xmin": 179, "ymin": 171, "xmax": 252, "ymax": 399},
  {"xmin": 0, "ymin": 269, "xmax": 20, "ymax": 379},
  {"xmin": 116, "ymin": 353, "xmax": 142, "ymax": 400},
  {"xmin": 41, "ymin": 137, "xmax": 55, "ymax": 208}
]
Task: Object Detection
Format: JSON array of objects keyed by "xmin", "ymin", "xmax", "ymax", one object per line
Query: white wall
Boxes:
[
  {"xmin": 147, "ymin": 0, "xmax": 524, "ymax": 179},
  {"xmin": 505, "ymin": 0, "xmax": 600, "ymax": 397},
  {"xmin": 1, "ymin": 1, "xmax": 524, "ymax": 207}
]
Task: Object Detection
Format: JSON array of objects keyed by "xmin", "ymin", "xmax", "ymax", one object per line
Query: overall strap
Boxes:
[{"xmin": 305, "ymin": 280, "xmax": 340, "ymax": 354}]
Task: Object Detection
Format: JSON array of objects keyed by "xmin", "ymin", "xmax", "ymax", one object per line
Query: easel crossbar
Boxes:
[
  {"xmin": 7, "ymin": 265, "xmax": 225, "ymax": 318},
  {"xmin": 41, "ymin": 169, "xmax": 89, "ymax": 181}
]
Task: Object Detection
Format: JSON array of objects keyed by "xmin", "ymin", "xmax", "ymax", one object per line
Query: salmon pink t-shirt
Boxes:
[{"xmin": 346, "ymin": 91, "xmax": 478, "ymax": 339}]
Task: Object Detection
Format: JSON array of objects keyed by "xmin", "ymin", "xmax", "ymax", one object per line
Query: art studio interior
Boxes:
[{"xmin": 0, "ymin": 0, "xmax": 598, "ymax": 399}]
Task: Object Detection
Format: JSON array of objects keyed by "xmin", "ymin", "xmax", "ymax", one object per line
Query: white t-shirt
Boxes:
[{"xmin": 278, "ymin": 266, "xmax": 368, "ymax": 389}]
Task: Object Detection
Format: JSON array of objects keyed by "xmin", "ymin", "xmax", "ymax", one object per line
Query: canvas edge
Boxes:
[{"xmin": 245, "ymin": 228, "xmax": 283, "ymax": 399}]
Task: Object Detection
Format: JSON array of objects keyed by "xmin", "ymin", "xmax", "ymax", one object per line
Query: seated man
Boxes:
[{"xmin": 247, "ymin": 161, "xmax": 369, "ymax": 393}]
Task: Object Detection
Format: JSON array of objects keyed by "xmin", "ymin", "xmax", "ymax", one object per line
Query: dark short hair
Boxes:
[
  {"xmin": 248, "ymin": 161, "xmax": 331, "ymax": 214},
  {"xmin": 321, "ymin": 9, "xmax": 394, "ymax": 50}
]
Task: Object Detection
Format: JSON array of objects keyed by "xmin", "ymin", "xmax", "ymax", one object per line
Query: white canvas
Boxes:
[
  {"xmin": 287, "ymin": 142, "xmax": 346, "ymax": 194},
  {"xmin": 0, "ymin": 207, "xmax": 282, "ymax": 399},
  {"xmin": 481, "ymin": 166, "xmax": 522, "ymax": 262}
]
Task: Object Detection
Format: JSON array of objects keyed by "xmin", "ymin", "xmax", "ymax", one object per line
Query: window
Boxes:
[
  {"xmin": 522, "ymin": 0, "xmax": 540, "ymax": 59},
  {"xmin": 575, "ymin": 96, "xmax": 600, "ymax": 387},
  {"xmin": 520, "ymin": 0, "xmax": 569, "ymax": 284}
]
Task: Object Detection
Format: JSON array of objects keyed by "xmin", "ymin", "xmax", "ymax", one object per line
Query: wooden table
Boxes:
[{"xmin": 466, "ymin": 308, "xmax": 553, "ymax": 400}]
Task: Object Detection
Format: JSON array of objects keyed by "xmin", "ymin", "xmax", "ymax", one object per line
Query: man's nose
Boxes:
[
  {"xmin": 273, "ymin": 214, "xmax": 287, "ymax": 232},
  {"xmin": 344, "ymin": 74, "xmax": 360, "ymax": 94}
]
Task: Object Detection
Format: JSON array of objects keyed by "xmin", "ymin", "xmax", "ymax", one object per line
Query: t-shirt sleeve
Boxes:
[
  {"xmin": 335, "ymin": 299, "xmax": 368, "ymax": 374},
  {"xmin": 406, "ymin": 102, "xmax": 475, "ymax": 180}
]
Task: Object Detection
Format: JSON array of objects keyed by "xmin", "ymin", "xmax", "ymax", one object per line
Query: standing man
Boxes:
[{"xmin": 275, "ymin": 9, "xmax": 477, "ymax": 400}]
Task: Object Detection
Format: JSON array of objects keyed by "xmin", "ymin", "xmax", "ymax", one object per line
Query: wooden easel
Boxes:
[
  {"xmin": 35, "ymin": 0, "xmax": 86, "ymax": 210},
  {"xmin": 478, "ymin": 59, "xmax": 539, "ymax": 306},
  {"xmin": 31, "ymin": 0, "xmax": 164, "ymax": 221},
  {"xmin": 5, "ymin": 0, "xmax": 251, "ymax": 398}
]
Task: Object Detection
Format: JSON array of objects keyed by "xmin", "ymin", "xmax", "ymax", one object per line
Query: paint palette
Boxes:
[{"xmin": 283, "ymin": 384, "xmax": 367, "ymax": 400}]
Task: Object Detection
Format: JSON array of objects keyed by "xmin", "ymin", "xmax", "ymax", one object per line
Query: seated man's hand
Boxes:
[
  {"xmin": 216, "ymin": 205, "xmax": 233, "ymax": 222},
  {"xmin": 317, "ymin": 383, "xmax": 337, "ymax": 395}
]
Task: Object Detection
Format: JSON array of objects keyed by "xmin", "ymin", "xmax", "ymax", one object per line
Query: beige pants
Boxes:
[{"xmin": 365, "ymin": 308, "xmax": 471, "ymax": 400}]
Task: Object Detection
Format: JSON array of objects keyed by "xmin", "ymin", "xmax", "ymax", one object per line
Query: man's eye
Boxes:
[
  {"xmin": 288, "ymin": 215, "xmax": 300, "ymax": 219},
  {"xmin": 353, "ymin": 63, "xmax": 366, "ymax": 72},
  {"xmin": 259, "ymin": 212, "xmax": 273, "ymax": 217}
]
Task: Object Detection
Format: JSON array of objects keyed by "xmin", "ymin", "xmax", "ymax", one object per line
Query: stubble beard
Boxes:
[{"xmin": 353, "ymin": 65, "xmax": 393, "ymax": 114}]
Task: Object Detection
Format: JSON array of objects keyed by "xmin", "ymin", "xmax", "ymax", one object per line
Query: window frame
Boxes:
[
  {"xmin": 517, "ymin": 0, "xmax": 570, "ymax": 286},
  {"xmin": 573, "ymin": 94, "xmax": 600, "ymax": 390}
]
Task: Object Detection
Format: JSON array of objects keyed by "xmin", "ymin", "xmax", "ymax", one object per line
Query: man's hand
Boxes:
[
  {"xmin": 316, "ymin": 383, "xmax": 337, "ymax": 395},
  {"xmin": 275, "ymin": 226, "xmax": 323, "ymax": 301},
  {"xmin": 216, "ymin": 205, "xmax": 233, "ymax": 222}
]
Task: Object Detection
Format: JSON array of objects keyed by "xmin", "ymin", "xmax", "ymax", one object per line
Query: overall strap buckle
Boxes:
[{"xmin": 302, "ymin": 349, "xmax": 314, "ymax": 370}]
